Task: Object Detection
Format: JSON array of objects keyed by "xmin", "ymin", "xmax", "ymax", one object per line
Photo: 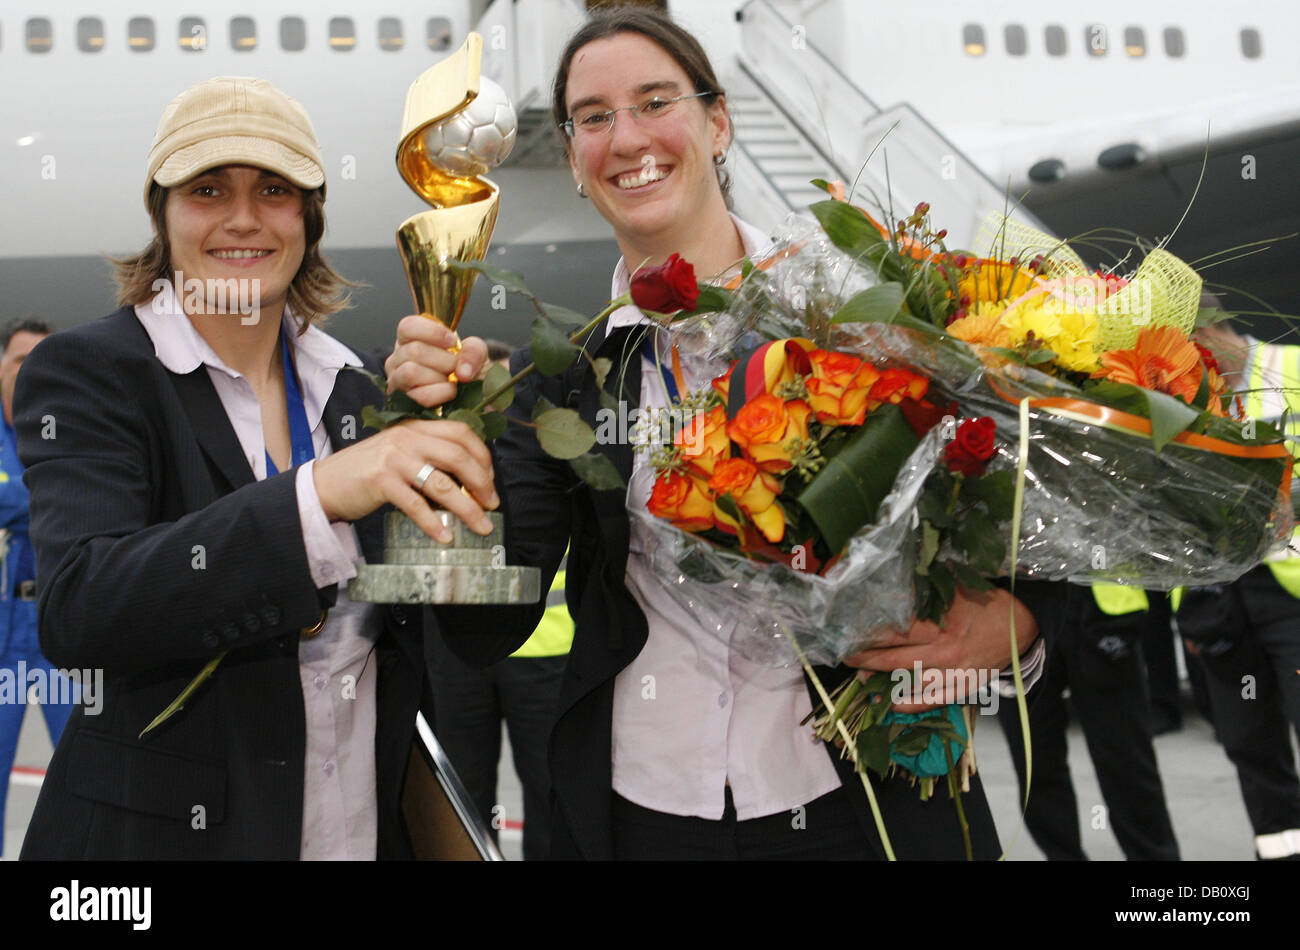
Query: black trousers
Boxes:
[
  {"xmin": 429, "ymin": 631, "xmax": 566, "ymax": 861},
  {"xmin": 997, "ymin": 590, "xmax": 1180, "ymax": 860},
  {"xmin": 611, "ymin": 770, "xmax": 1003, "ymax": 861},
  {"xmin": 1195, "ymin": 565, "xmax": 1300, "ymax": 858}
]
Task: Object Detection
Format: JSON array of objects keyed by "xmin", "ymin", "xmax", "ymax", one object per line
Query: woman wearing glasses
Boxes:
[{"xmin": 428, "ymin": 7, "xmax": 1056, "ymax": 859}]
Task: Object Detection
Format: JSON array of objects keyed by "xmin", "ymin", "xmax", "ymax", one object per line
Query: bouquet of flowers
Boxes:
[
  {"xmin": 635, "ymin": 196, "xmax": 1294, "ymax": 669},
  {"xmin": 626, "ymin": 193, "xmax": 1292, "ymax": 852}
]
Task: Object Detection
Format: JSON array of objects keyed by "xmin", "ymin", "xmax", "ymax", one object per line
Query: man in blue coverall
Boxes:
[{"xmin": 0, "ymin": 318, "xmax": 74, "ymax": 855}]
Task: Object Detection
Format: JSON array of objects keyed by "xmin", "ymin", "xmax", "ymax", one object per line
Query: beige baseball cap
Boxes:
[{"xmin": 145, "ymin": 76, "xmax": 325, "ymax": 203}]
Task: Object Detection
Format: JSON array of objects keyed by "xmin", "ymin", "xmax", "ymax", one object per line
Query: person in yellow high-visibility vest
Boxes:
[
  {"xmin": 995, "ymin": 583, "xmax": 1180, "ymax": 860},
  {"xmin": 427, "ymin": 342, "xmax": 574, "ymax": 861},
  {"xmin": 1176, "ymin": 324, "xmax": 1300, "ymax": 861}
]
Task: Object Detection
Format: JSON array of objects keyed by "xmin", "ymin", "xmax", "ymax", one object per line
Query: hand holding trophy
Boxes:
[{"xmin": 349, "ymin": 33, "xmax": 539, "ymax": 606}]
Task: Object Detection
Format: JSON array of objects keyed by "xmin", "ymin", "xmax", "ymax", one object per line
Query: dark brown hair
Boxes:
[
  {"xmin": 112, "ymin": 181, "xmax": 354, "ymax": 331},
  {"xmin": 551, "ymin": 6, "xmax": 732, "ymax": 205}
]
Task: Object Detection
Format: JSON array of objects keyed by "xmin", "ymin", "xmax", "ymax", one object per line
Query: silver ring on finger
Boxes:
[{"xmin": 413, "ymin": 462, "xmax": 437, "ymax": 492}]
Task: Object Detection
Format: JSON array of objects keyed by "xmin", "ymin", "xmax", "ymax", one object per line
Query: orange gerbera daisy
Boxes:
[{"xmin": 1094, "ymin": 325, "xmax": 1205, "ymax": 407}]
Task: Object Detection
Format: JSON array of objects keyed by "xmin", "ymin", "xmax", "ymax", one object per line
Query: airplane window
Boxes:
[
  {"xmin": 379, "ymin": 17, "xmax": 404, "ymax": 51},
  {"xmin": 962, "ymin": 24, "xmax": 985, "ymax": 57},
  {"xmin": 281, "ymin": 17, "xmax": 306, "ymax": 52},
  {"xmin": 1124, "ymin": 26, "xmax": 1145, "ymax": 57},
  {"xmin": 1240, "ymin": 28, "xmax": 1261, "ymax": 59},
  {"xmin": 25, "ymin": 18, "xmax": 52, "ymax": 53},
  {"xmin": 128, "ymin": 17, "xmax": 155, "ymax": 52},
  {"xmin": 77, "ymin": 17, "xmax": 105, "ymax": 53},
  {"xmin": 1084, "ymin": 24, "xmax": 1107, "ymax": 56},
  {"xmin": 427, "ymin": 17, "xmax": 452, "ymax": 52},
  {"xmin": 329, "ymin": 17, "xmax": 356, "ymax": 50},
  {"xmin": 1004, "ymin": 24, "xmax": 1027, "ymax": 56},
  {"xmin": 1045, "ymin": 24, "xmax": 1066, "ymax": 56},
  {"xmin": 230, "ymin": 16, "xmax": 256, "ymax": 51},
  {"xmin": 1163, "ymin": 27, "xmax": 1186, "ymax": 58},
  {"xmin": 178, "ymin": 17, "xmax": 207, "ymax": 52}
]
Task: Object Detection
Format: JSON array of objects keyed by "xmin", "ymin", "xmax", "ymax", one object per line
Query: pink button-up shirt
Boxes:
[
  {"xmin": 609, "ymin": 218, "xmax": 843, "ymax": 821},
  {"xmin": 136, "ymin": 285, "xmax": 380, "ymax": 860}
]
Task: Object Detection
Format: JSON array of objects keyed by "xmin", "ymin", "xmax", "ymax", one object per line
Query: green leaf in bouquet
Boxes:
[
  {"xmin": 964, "ymin": 470, "xmax": 1016, "ymax": 523},
  {"xmin": 893, "ymin": 727, "xmax": 934, "ymax": 758},
  {"xmin": 1191, "ymin": 366, "xmax": 1212, "ymax": 411},
  {"xmin": 444, "ymin": 378, "xmax": 484, "ymax": 411},
  {"xmin": 480, "ymin": 363, "xmax": 515, "ymax": 411},
  {"xmin": 445, "ymin": 408, "xmax": 486, "ymax": 439},
  {"xmin": 361, "ymin": 405, "xmax": 419, "ymax": 432},
  {"xmin": 796, "ymin": 403, "xmax": 921, "ymax": 557},
  {"xmin": 1025, "ymin": 348, "xmax": 1058, "ymax": 365},
  {"xmin": 533, "ymin": 407, "xmax": 596, "ymax": 460},
  {"xmin": 540, "ymin": 303, "xmax": 588, "ymax": 328},
  {"xmin": 591, "ymin": 357, "xmax": 613, "ymax": 393},
  {"xmin": 480, "ymin": 410, "xmax": 508, "ymax": 442},
  {"xmin": 810, "ymin": 178, "xmax": 834, "ymax": 194},
  {"xmin": 949, "ymin": 560, "xmax": 995, "ymax": 592},
  {"xmin": 447, "ymin": 258, "xmax": 533, "ymax": 297},
  {"xmin": 599, "ymin": 389, "xmax": 620, "ymax": 414},
  {"xmin": 918, "ymin": 481, "xmax": 955, "ymax": 528},
  {"xmin": 917, "ymin": 521, "xmax": 941, "ymax": 574},
  {"xmin": 914, "ymin": 577, "xmax": 946, "ymax": 625},
  {"xmin": 928, "ymin": 560, "xmax": 956, "ymax": 609},
  {"xmin": 858, "ymin": 726, "xmax": 893, "ymax": 779},
  {"xmin": 954, "ymin": 508, "xmax": 1006, "ymax": 576},
  {"xmin": 675, "ymin": 285, "xmax": 735, "ymax": 319},
  {"xmin": 386, "ymin": 389, "xmax": 424, "ymax": 416},
  {"xmin": 1086, "ymin": 380, "xmax": 1203, "ymax": 452},
  {"xmin": 830, "ymin": 283, "xmax": 905, "ymax": 325},
  {"xmin": 569, "ymin": 451, "xmax": 625, "ymax": 491},
  {"xmin": 810, "ymin": 199, "xmax": 887, "ymax": 259},
  {"xmin": 530, "ymin": 315, "xmax": 581, "ymax": 375}
]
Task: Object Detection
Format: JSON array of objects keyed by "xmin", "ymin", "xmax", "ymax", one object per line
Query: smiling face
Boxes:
[
  {"xmin": 564, "ymin": 32, "xmax": 730, "ymax": 251},
  {"xmin": 163, "ymin": 165, "xmax": 306, "ymax": 318}
]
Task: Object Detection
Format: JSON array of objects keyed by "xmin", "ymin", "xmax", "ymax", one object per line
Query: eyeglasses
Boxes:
[{"xmin": 561, "ymin": 91, "xmax": 716, "ymax": 139}]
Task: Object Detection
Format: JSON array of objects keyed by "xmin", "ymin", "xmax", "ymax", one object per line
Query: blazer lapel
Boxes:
[{"xmin": 169, "ymin": 368, "xmax": 255, "ymax": 495}]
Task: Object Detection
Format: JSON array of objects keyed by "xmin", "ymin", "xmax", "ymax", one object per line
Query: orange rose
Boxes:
[
  {"xmin": 674, "ymin": 405, "xmax": 730, "ymax": 477},
  {"xmin": 708, "ymin": 456, "xmax": 785, "ymax": 543},
  {"xmin": 867, "ymin": 368, "xmax": 929, "ymax": 410},
  {"xmin": 647, "ymin": 470, "xmax": 714, "ymax": 533},
  {"xmin": 806, "ymin": 349, "xmax": 882, "ymax": 426},
  {"xmin": 727, "ymin": 394, "xmax": 813, "ymax": 473}
]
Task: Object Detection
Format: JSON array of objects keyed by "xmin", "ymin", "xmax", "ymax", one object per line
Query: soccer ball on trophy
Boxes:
[{"xmin": 421, "ymin": 75, "xmax": 518, "ymax": 178}]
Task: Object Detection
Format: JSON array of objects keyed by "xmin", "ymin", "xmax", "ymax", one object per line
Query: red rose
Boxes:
[
  {"xmin": 630, "ymin": 254, "xmax": 700, "ymax": 313},
  {"xmin": 944, "ymin": 416, "xmax": 997, "ymax": 477}
]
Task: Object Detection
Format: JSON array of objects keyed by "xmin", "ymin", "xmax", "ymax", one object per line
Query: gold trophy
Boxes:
[{"xmin": 349, "ymin": 33, "xmax": 539, "ymax": 606}]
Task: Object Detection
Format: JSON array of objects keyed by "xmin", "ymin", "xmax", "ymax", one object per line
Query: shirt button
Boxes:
[
  {"xmin": 322, "ymin": 760, "xmax": 336, "ymax": 776},
  {"xmin": 318, "ymin": 565, "xmax": 336, "ymax": 584},
  {"xmin": 717, "ymin": 692, "xmax": 729, "ymax": 708},
  {"xmin": 313, "ymin": 674, "xmax": 328, "ymax": 690}
]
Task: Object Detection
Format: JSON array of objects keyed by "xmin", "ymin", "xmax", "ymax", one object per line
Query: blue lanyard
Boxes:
[
  {"xmin": 265, "ymin": 332, "xmax": 315, "ymax": 476},
  {"xmin": 641, "ymin": 332, "xmax": 679, "ymax": 403}
]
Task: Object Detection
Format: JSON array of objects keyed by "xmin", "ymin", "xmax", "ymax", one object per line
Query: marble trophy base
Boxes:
[{"xmin": 349, "ymin": 511, "xmax": 539, "ymax": 604}]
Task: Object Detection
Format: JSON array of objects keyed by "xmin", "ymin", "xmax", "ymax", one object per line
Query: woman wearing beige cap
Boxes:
[{"xmin": 13, "ymin": 76, "xmax": 495, "ymax": 859}]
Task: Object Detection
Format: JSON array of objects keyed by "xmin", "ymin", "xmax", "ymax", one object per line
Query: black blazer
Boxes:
[
  {"xmin": 440, "ymin": 323, "xmax": 1066, "ymax": 860},
  {"xmin": 14, "ymin": 307, "xmax": 428, "ymax": 860}
]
